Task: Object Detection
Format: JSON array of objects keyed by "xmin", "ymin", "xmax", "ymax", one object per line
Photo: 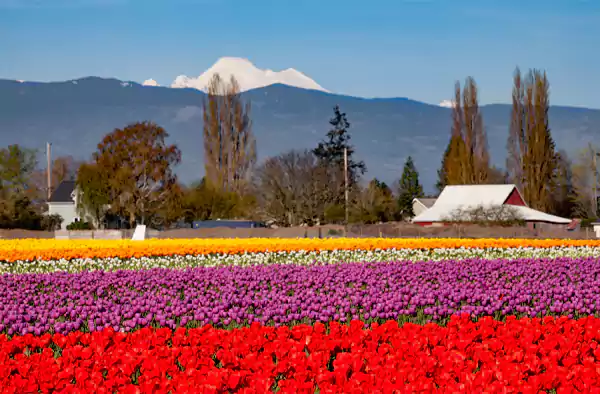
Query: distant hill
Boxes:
[{"xmin": 1, "ymin": 77, "xmax": 599, "ymax": 193}]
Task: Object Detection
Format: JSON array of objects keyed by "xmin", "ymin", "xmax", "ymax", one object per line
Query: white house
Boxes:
[
  {"xmin": 47, "ymin": 181, "xmax": 79, "ymax": 230},
  {"xmin": 412, "ymin": 184, "xmax": 571, "ymax": 226},
  {"xmin": 412, "ymin": 197, "xmax": 437, "ymax": 217}
]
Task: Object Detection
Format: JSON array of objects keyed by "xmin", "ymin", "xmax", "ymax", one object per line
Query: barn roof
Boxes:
[{"xmin": 412, "ymin": 184, "xmax": 570, "ymax": 224}]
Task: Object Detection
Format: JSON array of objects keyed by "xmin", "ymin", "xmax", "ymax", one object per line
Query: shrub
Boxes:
[
  {"xmin": 41, "ymin": 214, "xmax": 63, "ymax": 231},
  {"xmin": 66, "ymin": 220, "xmax": 93, "ymax": 231},
  {"xmin": 327, "ymin": 228, "xmax": 343, "ymax": 236},
  {"xmin": 443, "ymin": 205, "xmax": 525, "ymax": 227}
]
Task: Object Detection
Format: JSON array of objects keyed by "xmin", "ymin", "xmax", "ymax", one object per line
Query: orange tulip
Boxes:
[{"xmin": 0, "ymin": 238, "xmax": 598, "ymax": 263}]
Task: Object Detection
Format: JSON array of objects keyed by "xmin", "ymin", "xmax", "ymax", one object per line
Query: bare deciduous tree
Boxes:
[
  {"xmin": 254, "ymin": 150, "xmax": 330, "ymax": 226},
  {"xmin": 571, "ymin": 145, "xmax": 599, "ymax": 218},
  {"xmin": 443, "ymin": 205, "xmax": 524, "ymax": 226},
  {"xmin": 203, "ymin": 74, "xmax": 256, "ymax": 194}
]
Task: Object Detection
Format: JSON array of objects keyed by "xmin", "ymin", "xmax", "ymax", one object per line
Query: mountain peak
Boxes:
[
  {"xmin": 212, "ymin": 57, "xmax": 255, "ymax": 68},
  {"xmin": 142, "ymin": 78, "xmax": 159, "ymax": 87},
  {"xmin": 439, "ymin": 99, "xmax": 456, "ymax": 108},
  {"xmin": 171, "ymin": 57, "xmax": 327, "ymax": 93}
]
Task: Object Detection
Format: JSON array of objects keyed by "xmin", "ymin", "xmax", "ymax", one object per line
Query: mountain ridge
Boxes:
[{"xmin": 1, "ymin": 77, "xmax": 599, "ymax": 193}]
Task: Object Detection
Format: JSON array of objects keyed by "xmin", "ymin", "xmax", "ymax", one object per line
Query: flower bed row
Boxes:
[
  {"xmin": 3, "ymin": 257, "xmax": 600, "ymax": 336},
  {"xmin": 3, "ymin": 315, "xmax": 600, "ymax": 392},
  {"xmin": 2, "ymin": 238, "xmax": 600, "ymax": 262},
  {"xmin": 3, "ymin": 246, "xmax": 600, "ymax": 274}
]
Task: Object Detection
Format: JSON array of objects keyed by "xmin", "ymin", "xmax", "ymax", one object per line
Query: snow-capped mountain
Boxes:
[
  {"xmin": 171, "ymin": 57, "xmax": 327, "ymax": 93},
  {"xmin": 142, "ymin": 78, "xmax": 159, "ymax": 87},
  {"xmin": 439, "ymin": 100, "xmax": 455, "ymax": 108}
]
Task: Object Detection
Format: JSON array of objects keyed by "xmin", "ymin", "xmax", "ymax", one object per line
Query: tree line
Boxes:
[
  {"xmin": 1, "ymin": 67, "xmax": 597, "ymax": 230},
  {"xmin": 71, "ymin": 76, "xmax": 421, "ymax": 229},
  {"xmin": 436, "ymin": 68, "xmax": 587, "ymax": 220}
]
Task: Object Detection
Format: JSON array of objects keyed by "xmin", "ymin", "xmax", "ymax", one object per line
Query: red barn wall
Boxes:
[{"xmin": 503, "ymin": 188, "xmax": 526, "ymax": 206}]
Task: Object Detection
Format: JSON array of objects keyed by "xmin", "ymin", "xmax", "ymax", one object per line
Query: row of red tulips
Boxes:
[{"xmin": 3, "ymin": 315, "xmax": 600, "ymax": 393}]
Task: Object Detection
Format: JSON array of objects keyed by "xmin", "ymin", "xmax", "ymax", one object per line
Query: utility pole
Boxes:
[
  {"xmin": 344, "ymin": 146, "xmax": 349, "ymax": 226},
  {"xmin": 592, "ymin": 143, "xmax": 599, "ymax": 218},
  {"xmin": 46, "ymin": 142, "xmax": 52, "ymax": 200}
]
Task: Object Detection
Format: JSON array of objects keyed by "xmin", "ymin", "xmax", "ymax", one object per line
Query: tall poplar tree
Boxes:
[
  {"xmin": 437, "ymin": 78, "xmax": 489, "ymax": 190},
  {"xmin": 463, "ymin": 77, "xmax": 490, "ymax": 184},
  {"xmin": 203, "ymin": 74, "xmax": 256, "ymax": 194},
  {"xmin": 506, "ymin": 68, "xmax": 556, "ymax": 211}
]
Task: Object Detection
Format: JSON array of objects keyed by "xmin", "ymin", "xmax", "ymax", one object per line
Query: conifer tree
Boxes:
[
  {"xmin": 313, "ymin": 105, "xmax": 366, "ymax": 186},
  {"xmin": 397, "ymin": 156, "xmax": 423, "ymax": 219}
]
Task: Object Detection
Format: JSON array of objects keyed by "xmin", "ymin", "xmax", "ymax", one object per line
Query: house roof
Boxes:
[
  {"xmin": 48, "ymin": 180, "xmax": 76, "ymax": 203},
  {"xmin": 412, "ymin": 184, "xmax": 570, "ymax": 224},
  {"xmin": 413, "ymin": 197, "xmax": 437, "ymax": 208}
]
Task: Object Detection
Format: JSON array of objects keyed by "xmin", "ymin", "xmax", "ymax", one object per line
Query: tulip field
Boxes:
[{"xmin": 3, "ymin": 238, "xmax": 600, "ymax": 392}]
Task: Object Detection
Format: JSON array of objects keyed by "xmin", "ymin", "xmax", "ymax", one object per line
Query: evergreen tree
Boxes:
[
  {"xmin": 397, "ymin": 156, "xmax": 423, "ymax": 219},
  {"xmin": 313, "ymin": 105, "xmax": 366, "ymax": 186}
]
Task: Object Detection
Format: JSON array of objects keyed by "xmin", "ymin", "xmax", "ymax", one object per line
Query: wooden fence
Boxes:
[{"xmin": 0, "ymin": 223, "xmax": 593, "ymax": 240}]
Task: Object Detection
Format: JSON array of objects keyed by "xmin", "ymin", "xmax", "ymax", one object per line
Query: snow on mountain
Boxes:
[
  {"xmin": 439, "ymin": 100, "xmax": 455, "ymax": 108},
  {"xmin": 171, "ymin": 57, "xmax": 328, "ymax": 93},
  {"xmin": 142, "ymin": 78, "xmax": 159, "ymax": 87}
]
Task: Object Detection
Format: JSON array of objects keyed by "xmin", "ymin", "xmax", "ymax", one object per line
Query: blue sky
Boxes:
[{"xmin": 1, "ymin": 0, "xmax": 598, "ymax": 107}]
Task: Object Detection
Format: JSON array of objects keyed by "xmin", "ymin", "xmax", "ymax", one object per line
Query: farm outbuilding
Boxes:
[
  {"xmin": 412, "ymin": 184, "xmax": 571, "ymax": 227},
  {"xmin": 47, "ymin": 181, "xmax": 79, "ymax": 229},
  {"xmin": 412, "ymin": 197, "xmax": 437, "ymax": 217}
]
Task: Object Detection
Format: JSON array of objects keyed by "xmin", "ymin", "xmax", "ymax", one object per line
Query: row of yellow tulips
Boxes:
[{"xmin": 0, "ymin": 238, "xmax": 598, "ymax": 262}]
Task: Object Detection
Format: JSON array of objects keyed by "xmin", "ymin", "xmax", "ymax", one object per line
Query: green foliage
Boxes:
[
  {"xmin": 351, "ymin": 179, "xmax": 397, "ymax": 224},
  {"xmin": 327, "ymin": 228, "xmax": 343, "ymax": 236},
  {"xmin": 183, "ymin": 178, "xmax": 253, "ymax": 222},
  {"xmin": 0, "ymin": 145, "xmax": 37, "ymax": 200},
  {"xmin": 324, "ymin": 204, "xmax": 345, "ymax": 224},
  {"xmin": 580, "ymin": 218, "xmax": 598, "ymax": 228},
  {"xmin": 0, "ymin": 145, "xmax": 47, "ymax": 230},
  {"xmin": 0, "ymin": 196, "xmax": 43, "ymax": 230},
  {"xmin": 397, "ymin": 157, "xmax": 423, "ymax": 219},
  {"xmin": 76, "ymin": 162, "xmax": 111, "ymax": 228},
  {"xmin": 66, "ymin": 220, "xmax": 93, "ymax": 231}
]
